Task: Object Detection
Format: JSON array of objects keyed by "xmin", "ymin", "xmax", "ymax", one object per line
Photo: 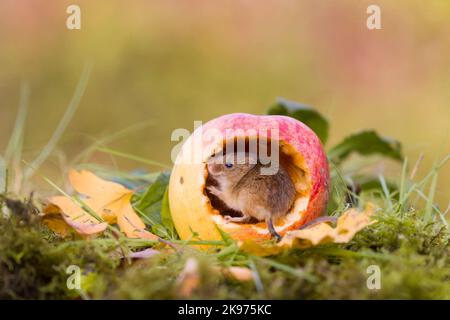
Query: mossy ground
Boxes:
[
  {"xmin": 0, "ymin": 191, "xmax": 448, "ymax": 300},
  {"xmin": 1, "ymin": 74, "xmax": 447, "ymax": 300}
]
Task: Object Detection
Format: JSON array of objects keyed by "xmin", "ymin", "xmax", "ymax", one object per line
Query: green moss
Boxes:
[
  {"xmin": 106, "ymin": 207, "xmax": 450, "ymax": 299},
  {"xmin": 0, "ymin": 187, "xmax": 449, "ymax": 299},
  {"xmin": 0, "ymin": 213, "xmax": 121, "ymax": 299}
]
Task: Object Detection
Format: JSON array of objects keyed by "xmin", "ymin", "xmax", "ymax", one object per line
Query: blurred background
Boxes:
[{"xmin": 0, "ymin": 0, "xmax": 448, "ymax": 205}]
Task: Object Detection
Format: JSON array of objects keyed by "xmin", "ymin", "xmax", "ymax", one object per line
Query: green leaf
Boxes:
[
  {"xmin": 267, "ymin": 98, "xmax": 329, "ymax": 144},
  {"xmin": 328, "ymin": 130, "xmax": 403, "ymax": 164},
  {"xmin": 358, "ymin": 176, "xmax": 398, "ymax": 194},
  {"xmin": 133, "ymin": 172, "xmax": 177, "ymax": 239},
  {"xmin": 136, "ymin": 172, "xmax": 170, "ymax": 211},
  {"xmin": 141, "ymin": 200, "xmax": 164, "ymax": 225},
  {"xmin": 160, "ymin": 188, "xmax": 176, "ymax": 237}
]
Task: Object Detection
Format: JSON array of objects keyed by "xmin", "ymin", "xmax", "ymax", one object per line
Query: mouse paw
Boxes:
[{"xmin": 207, "ymin": 186, "xmax": 222, "ymax": 197}]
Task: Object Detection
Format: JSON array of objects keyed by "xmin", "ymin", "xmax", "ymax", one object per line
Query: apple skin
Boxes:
[{"xmin": 169, "ymin": 113, "xmax": 330, "ymax": 242}]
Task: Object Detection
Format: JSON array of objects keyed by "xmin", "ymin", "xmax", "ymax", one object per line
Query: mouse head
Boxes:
[{"xmin": 206, "ymin": 151, "xmax": 258, "ymax": 186}]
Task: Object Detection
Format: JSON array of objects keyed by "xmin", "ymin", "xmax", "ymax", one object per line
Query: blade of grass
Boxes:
[
  {"xmin": 54, "ymin": 237, "xmax": 224, "ymax": 252},
  {"xmin": 443, "ymin": 203, "xmax": 450, "ymax": 216},
  {"xmin": 398, "ymin": 157, "xmax": 408, "ymax": 212},
  {"xmin": 77, "ymin": 163, "xmax": 160, "ymax": 184},
  {"xmin": 71, "ymin": 121, "xmax": 154, "ymax": 165},
  {"xmin": 253, "ymin": 256, "xmax": 318, "ymax": 283},
  {"xmin": 410, "ymin": 153, "xmax": 424, "ymax": 180},
  {"xmin": 248, "ymin": 258, "xmax": 265, "ymax": 296},
  {"xmin": 423, "ymin": 172, "xmax": 438, "ymax": 223},
  {"xmin": 415, "ymin": 189, "xmax": 448, "ymax": 228},
  {"xmin": 5, "ymin": 82, "xmax": 30, "ymax": 164},
  {"xmin": 378, "ymin": 174, "xmax": 393, "ymax": 211},
  {"xmin": 24, "ymin": 63, "xmax": 93, "ymax": 180},
  {"xmin": 0, "ymin": 157, "xmax": 6, "ymax": 194},
  {"xmin": 96, "ymin": 146, "xmax": 171, "ymax": 169},
  {"xmin": 414, "ymin": 154, "xmax": 449, "ymax": 190},
  {"xmin": 400, "ymin": 154, "xmax": 449, "ymax": 209},
  {"xmin": 399, "ymin": 158, "xmax": 408, "ymax": 201},
  {"xmin": 329, "ymin": 161, "xmax": 350, "ymax": 215}
]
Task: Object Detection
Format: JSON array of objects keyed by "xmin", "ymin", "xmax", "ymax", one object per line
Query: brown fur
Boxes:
[{"xmin": 206, "ymin": 152, "xmax": 296, "ymax": 239}]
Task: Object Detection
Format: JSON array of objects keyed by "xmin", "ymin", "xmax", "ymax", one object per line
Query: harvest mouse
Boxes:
[{"xmin": 206, "ymin": 151, "xmax": 296, "ymax": 240}]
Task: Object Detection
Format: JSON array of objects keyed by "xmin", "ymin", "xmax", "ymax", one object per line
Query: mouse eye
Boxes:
[{"xmin": 225, "ymin": 163, "xmax": 233, "ymax": 168}]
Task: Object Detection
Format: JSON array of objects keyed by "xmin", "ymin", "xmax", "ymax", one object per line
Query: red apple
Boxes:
[{"xmin": 169, "ymin": 113, "xmax": 329, "ymax": 242}]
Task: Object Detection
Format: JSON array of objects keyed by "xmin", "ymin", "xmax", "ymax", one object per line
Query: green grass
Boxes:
[
  {"xmin": 0, "ymin": 82, "xmax": 448, "ymax": 299},
  {"xmin": 0, "ymin": 152, "xmax": 448, "ymax": 299}
]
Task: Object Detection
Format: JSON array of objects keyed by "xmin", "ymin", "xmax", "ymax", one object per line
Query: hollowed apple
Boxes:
[{"xmin": 169, "ymin": 113, "xmax": 329, "ymax": 242}]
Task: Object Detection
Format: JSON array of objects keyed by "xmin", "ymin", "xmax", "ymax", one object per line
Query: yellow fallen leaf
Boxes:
[
  {"xmin": 44, "ymin": 169, "xmax": 157, "ymax": 239},
  {"xmin": 45, "ymin": 196, "xmax": 109, "ymax": 236},
  {"xmin": 41, "ymin": 204, "xmax": 73, "ymax": 238},
  {"xmin": 279, "ymin": 205, "xmax": 376, "ymax": 249},
  {"xmin": 239, "ymin": 205, "xmax": 377, "ymax": 256},
  {"xmin": 278, "ymin": 223, "xmax": 335, "ymax": 249},
  {"xmin": 334, "ymin": 207, "xmax": 375, "ymax": 242}
]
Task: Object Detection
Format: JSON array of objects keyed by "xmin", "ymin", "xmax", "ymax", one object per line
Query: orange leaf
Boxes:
[
  {"xmin": 239, "ymin": 205, "xmax": 377, "ymax": 256},
  {"xmin": 44, "ymin": 169, "xmax": 157, "ymax": 239},
  {"xmin": 47, "ymin": 196, "xmax": 108, "ymax": 236},
  {"xmin": 279, "ymin": 205, "xmax": 376, "ymax": 249},
  {"xmin": 41, "ymin": 204, "xmax": 73, "ymax": 238}
]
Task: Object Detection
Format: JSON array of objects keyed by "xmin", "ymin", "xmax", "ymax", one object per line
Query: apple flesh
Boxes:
[{"xmin": 169, "ymin": 113, "xmax": 329, "ymax": 242}]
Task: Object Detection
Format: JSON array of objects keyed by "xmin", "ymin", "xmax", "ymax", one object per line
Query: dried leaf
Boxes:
[
  {"xmin": 279, "ymin": 206, "xmax": 376, "ymax": 249},
  {"xmin": 239, "ymin": 205, "xmax": 376, "ymax": 256},
  {"xmin": 45, "ymin": 197, "xmax": 108, "ymax": 236},
  {"xmin": 44, "ymin": 169, "xmax": 157, "ymax": 239},
  {"xmin": 41, "ymin": 204, "xmax": 73, "ymax": 238}
]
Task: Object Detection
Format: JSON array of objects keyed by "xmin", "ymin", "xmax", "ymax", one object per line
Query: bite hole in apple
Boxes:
[{"xmin": 203, "ymin": 136, "xmax": 311, "ymax": 227}]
